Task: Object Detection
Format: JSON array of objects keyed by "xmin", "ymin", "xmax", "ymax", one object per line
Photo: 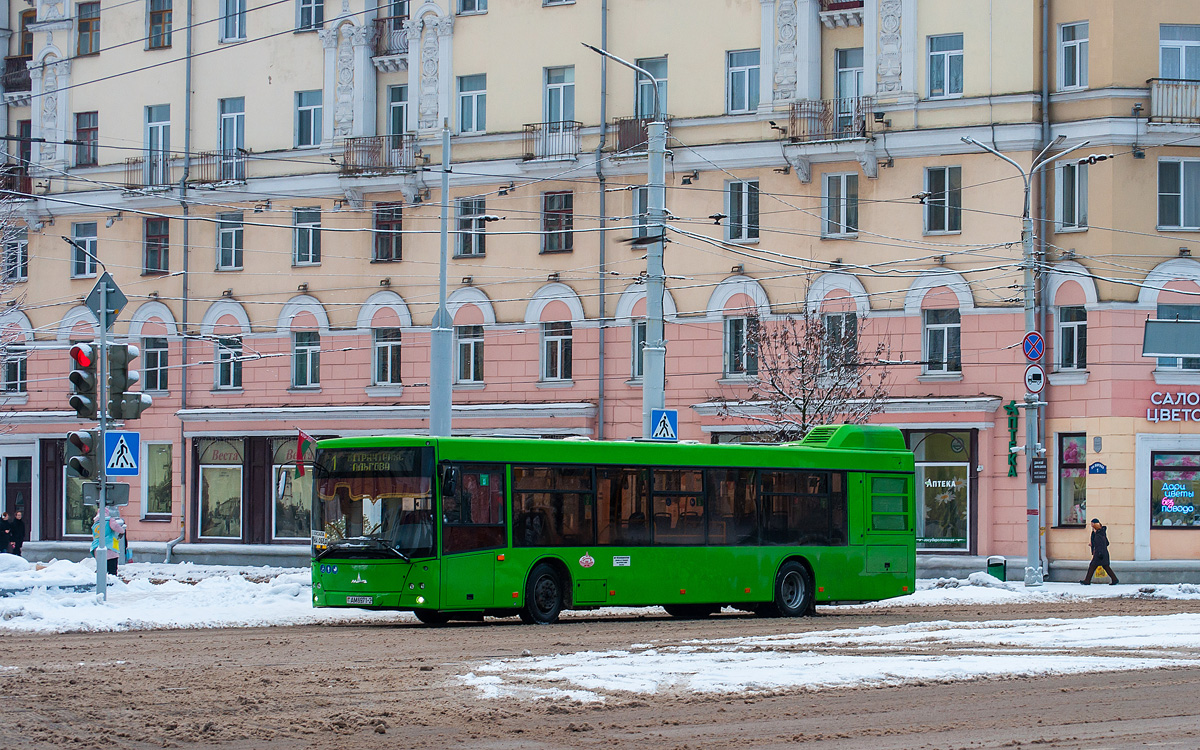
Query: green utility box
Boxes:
[{"xmin": 986, "ymin": 555, "xmax": 1006, "ymax": 581}]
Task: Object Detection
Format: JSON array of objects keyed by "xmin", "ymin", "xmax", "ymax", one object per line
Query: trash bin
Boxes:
[{"xmin": 986, "ymin": 555, "xmax": 1006, "ymax": 581}]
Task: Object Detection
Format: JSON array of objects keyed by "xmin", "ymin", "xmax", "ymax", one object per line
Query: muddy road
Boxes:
[{"xmin": 2, "ymin": 597, "xmax": 1198, "ymax": 749}]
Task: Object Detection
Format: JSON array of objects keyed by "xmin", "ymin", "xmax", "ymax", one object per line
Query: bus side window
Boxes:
[
  {"xmin": 705, "ymin": 468, "xmax": 757, "ymax": 545},
  {"xmin": 441, "ymin": 463, "xmax": 506, "ymax": 554},
  {"xmin": 597, "ymin": 467, "xmax": 649, "ymax": 545},
  {"xmin": 513, "ymin": 466, "xmax": 597, "ymax": 548}
]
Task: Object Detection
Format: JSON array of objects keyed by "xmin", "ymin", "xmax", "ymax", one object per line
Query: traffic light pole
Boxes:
[{"xmin": 95, "ymin": 280, "xmax": 108, "ymax": 599}]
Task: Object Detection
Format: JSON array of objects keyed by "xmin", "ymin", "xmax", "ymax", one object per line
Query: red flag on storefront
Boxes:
[{"xmin": 295, "ymin": 429, "xmax": 316, "ymax": 477}]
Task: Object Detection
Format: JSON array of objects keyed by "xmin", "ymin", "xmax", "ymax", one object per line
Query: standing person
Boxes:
[
  {"xmin": 1080, "ymin": 518, "xmax": 1119, "ymax": 585},
  {"xmin": 0, "ymin": 512, "xmax": 11, "ymax": 555},
  {"xmin": 10, "ymin": 511, "xmax": 26, "ymax": 557}
]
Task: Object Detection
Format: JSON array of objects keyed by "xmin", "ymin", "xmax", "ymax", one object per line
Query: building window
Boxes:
[
  {"xmin": 835, "ymin": 47, "xmax": 865, "ymax": 124},
  {"xmin": 75, "ymin": 112, "xmax": 98, "ymax": 167},
  {"xmin": 293, "ymin": 208, "xmax": 321, "ymax": 265},
  {"xmin": 217, "ymin": 212, "xmax": 243, "ymax": 270},
  {"xmin": 727, "ymin": 180, "xmax": 759, "ymax": 241},
  {"xmin": 77, "ymin": 2, "xmax": 100, "ymax": 55},
  {"xmin": 544, "ymin": 66, "xmax": 575, "ymax": 124},
  {"xmin": 1158, "ymin": 159, "xmax": 1200, "ymax": 230},
  {"xmin": 1057, "ymin": 433, "xmax": 1088, "ymax": 526},
  {"xmin": 1058, "ymin": 306, "xmax": 1087, "ymax": 371},
  {"xmin": 907, "ymin": 430, "xmax": 971, "ymax": 550},
  {"xmin": 388, "ymin": 85, "xmax": 408, "ymax": 137},
  {"xmin": 143, "ymin": 218, "xmax": 169, "ymax": 274},
  {"xmin": 71, "ymin": 222, "xmax": 97, "ymax": 278},
  {"xmin": 724, "ymin": 316, "xmax": 758, "ymax": 376},
  {"xmin": 456, "ymin": 324, "xmax": 484, "ymax": 383},
  {"xmin": 631, "ymin": 319, "xmax": 647, "ymax": 380},
  {"xmin": 19, "ymin": 10, "xmax": 34, "ymax": 56},
  {"xmin": 144, "ymin": 443, "xmax": 172, "ymax": 516},
  {"xmin": 635, "ymin": 57, "xmax": 667, "ymax": 118},
  {"xmin": 215, "ymin": 337, "xmax": 242, "ymax": 389},
  {"xmin": 219, "ymin": 97, "xmax": 245, "ymax": 180},
  {"xmin": 1156, "ymin": 303, "xmax": 1200, "ymax": 370},
  {"xmin": 456, "ymin": 197, "xmax": 486, "ymax": 256},
  {"xmin": 298, "ymin": 0, "xmax": 323, "ymax": 29},
  {"xmin": 458, "ymin": 74, "xmax": 486, "ymax": 133},
  {"xmin": 823, "ymin": 311, "xmax": 858, "ymax": 369},
  {"xmin": 3, "ymin": 346, "xmax": 26, "ymax": 393},
  {"xmin": 542, "ymin": 191, "xmax": 573, "ymax": 253},
  {"xmin": 149, "ymin": 0, "xmax": 172, "ymax": 48},
  {"xmin": 1060, "ymin": 22, "xmax": 1088, "ymax": 90},
  {"xmin": 928, "ymin": 34, "xmax": 963, "ymax": 98},
  {"xmin": 198, "ymin": 439, "xmax": 242, "ymax": 538},
  {"xmin": 1161, "ymin": 25, "xmax": 1200, "ymax": 80},
  {"xmin": 4, "ymin": 231, "xmax": 27, "ymax": 282},
  {"xmin": 541, "ymin": 321, "xmax": 572, "ymax": 380},
  {"xmin": 292, "ymin": 331, "xmax": 320, "ymax": 388},
  {"xmin": 374, "ymin": 203, "xmax": 402, "ymax": 261},
  {"xmin": 459, "ymin": 0, "xmax": 486, "ymax": 12},
  {"xmin": 143, "ymin": 336, "xmax": 168, "ymax": 391},
  {"xmin": 632, "ymin": 186, "xmax": 650, "ymax": 238},
  {"xmin": 221, "ymin": 0, "xmax": 246, "ymax": 40},
  {"xmin": 295, "ymin": 90, "xmax": 322, "ymax": 147},
  {"xmin": 925, "ymin": 166, "xmax": 962, "ymax": 233},
  {"xmin": 823, "ymin": 173, "xmax": 859, "ymax": 237},
  {"xmin": 1056, "ymin": 162, "xmax": 1088, "ymax": 231},
  {"xmin": 1151, "ymin": 452, "xmax": 1200, "ymax": 528},
  {"xmin": 727, "ymin": 49, "xmax": 760, "ymax": 114},
  {"xmin": 924, "ymin": 308, "xmax": 962, "ymax": 373},
  {"xmin": 145, "ymin": 104, "xmax": 171, "ymax": 186},
  {"xmin": 373, "ymin": 328, "xmax": 402, "ymax": 385}
]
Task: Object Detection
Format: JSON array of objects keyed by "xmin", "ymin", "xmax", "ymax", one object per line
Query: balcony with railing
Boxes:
[
  {"xmin": 610, "ymin": 115, "xmax": 671, "ymax": 154},
  {"xmin": 0, "ymin": 165, "xmax": 31, "ymax": 198},
  {"xmin": 123, "ymin": 154, "xmax": 175, "ymax": 190},
  {"xmin": 372, "ymin": 16, "xmax": 408, "ymax": 72},
  {"xmin": 819, "ymin": 0, "xmax": 864, "ymax": 28},
  {"xmin": 523, "ymin": 121, "xmax": 582, "ymax": 161},
  {"xmin": 788, "ymin": 96, "xmax": 874, "ymax": 143},
  {"xmin": 340, "ymin": 134, "xmax": 417, "ymax": 175},
  {"xmin": 1149, "ymin": 78, "xmax": 1200, "ymax": 123},
  {"xmin": 188, "ymin": 150, "xmax": 247, "ymax": 184},
  {"xmin": 2, "ymin": 56, "xmax": 30, "ymax": 93}
]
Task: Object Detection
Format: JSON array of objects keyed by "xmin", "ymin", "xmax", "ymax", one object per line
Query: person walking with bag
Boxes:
[{"xmin": 1080, "ymin": 518, "xmax": 1119, "ymax": 585}]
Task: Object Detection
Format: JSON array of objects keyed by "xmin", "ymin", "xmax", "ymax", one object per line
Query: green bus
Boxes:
[{"xmin": 310, "ymin": 423, "xmax": 915, "ymax": 624}]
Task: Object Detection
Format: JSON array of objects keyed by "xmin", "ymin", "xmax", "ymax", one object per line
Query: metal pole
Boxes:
[
  {"xmin": 96, "ymin": 280, "xmax": 108, "ymax": 599},
  {"xmin": 429, "ymin": 120, "xmax": 452, "ymax": 437},
  {"xmin": 642, "ymin": 120, "xmax": 666, "ymax": 438},
  {"xmin": 1020, "ymin": 210, "xmax": 1043, "ymax": 587}
]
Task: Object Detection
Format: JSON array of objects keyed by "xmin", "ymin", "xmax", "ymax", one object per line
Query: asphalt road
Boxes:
[{"xmin": 1, "ymin": 597, "xmax": 1198, "ymax": 749}]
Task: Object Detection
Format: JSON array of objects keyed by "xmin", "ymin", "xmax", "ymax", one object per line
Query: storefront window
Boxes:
[
  {"xmin": 63, "ymin": 471, "xmax": 89, "ymax": 536},
  {"xmin": 1058, "ymin": 433, "xmax": 1087, "ymax": 525},
  {"xmin": 907, "ymin": 430, "xmax": 971, "ymax": 550},
  {"xmin": 271, "ymin": 438, "xmax": 312, "ymax": 540},
  {"xmin": 198, "ymin": 439, "xmax": 243, "ymax": 539},
  {"xmin": 1151, "ymin": 452, "xmax": 1200, "ymax": 527},
  {"xmin": 145, "ymin": 443, "xmax": 172, "ymax": 516}
]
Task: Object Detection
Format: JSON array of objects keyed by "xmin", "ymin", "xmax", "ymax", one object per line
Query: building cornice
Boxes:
[{"xmin": 176, "ymin": 402, "xmax": 597, "ymax": 423}]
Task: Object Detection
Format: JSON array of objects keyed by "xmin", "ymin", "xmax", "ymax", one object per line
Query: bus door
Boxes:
[
  {"xmin": 862, "ymin": 474, "xmax": 912, "ymax": 575},
  {"xmin": 439, "ymin": 464, "xmax": 507, "ymax": 608}
]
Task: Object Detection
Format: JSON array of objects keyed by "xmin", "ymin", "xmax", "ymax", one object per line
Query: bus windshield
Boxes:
[{"xmin": 312, "ymin": 446, "xmax": 435, "ymax": 560}]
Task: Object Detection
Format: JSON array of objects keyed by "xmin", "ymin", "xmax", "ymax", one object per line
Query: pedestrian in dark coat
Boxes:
[
  {"xmin": 1080, "ymin": 518, "xmax": 1119, "ymax": 585},
  {"xmin": 10, "ymin": 511, "xmax": 25, "ymax": 556},
  {"xmin": 0, "ymin": 512, "xmax": 11, "ymax": 555}
]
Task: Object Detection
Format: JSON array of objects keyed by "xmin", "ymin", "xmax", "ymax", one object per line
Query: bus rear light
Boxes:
[
  {"xmin": 818, "ymin": 586, "xmax": 824, "ymax": 593},
  {"xmin": 679, "ymin": 589, "xmax": 686, "ymax": 595},
  {"xmin": 512, "ymin": 591, "xmax": 519, "ymax": 598},
  {"xmin": 744, "ymin": 587, "xmax": 750, "ymax": 593},
  {"xmin": 902, "ymin": 586, "xmax": 909, "ymax": 592},
  {"xmin": 609, "ymin": 590, "xmax": 615, "ymax": 596}
]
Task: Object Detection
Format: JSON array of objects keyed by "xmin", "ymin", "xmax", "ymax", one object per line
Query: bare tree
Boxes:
[{"xmin": 715, "ymin": 306, "xmax": 893, "ymax": 442}]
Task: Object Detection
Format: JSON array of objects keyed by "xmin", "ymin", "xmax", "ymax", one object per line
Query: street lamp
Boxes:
[{"xmin": 961, "ymin": 135, "xmax": 1090, "ymax": 587}]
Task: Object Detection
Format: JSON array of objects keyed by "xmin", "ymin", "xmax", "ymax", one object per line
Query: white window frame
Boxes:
[
  {"xmin": 457, "ymin": 74, "xmax": 486, "ymax": 134},
  {"xmin": 1160, "ymin": 25, "xmax": 1200, "ymax": 80},
  {"xmin": 455, "ymin": 324, "xmax": 484, "ymax": 383},
  {"xmin": 297, "ymin": 0, "xmax": 323, "ymax": 30},
  {"xmin": 373, "ymin": 328, "xmax": 402, "ymax": 385},
  {"xmin": 1055, "ymin": 161, "xmax": 1088, "ymax": 232},
  {"xmin": 928, "ymin": 33, "xmax": 964, "ymax": 99},
  {"xmin": 140, "ymin": 441, "xmax": 172, "ymax": 518},
  {"xmin": 145, "ymin": 104, "xmax": 170, "ymax": 186},
  {"xmin": 71, "ymin": 222, "xmax": 98, "ymax": 278},
  {"xmin": 635, "ymin": 56, "xmax": 667, "ymax": 119},
  {"xmin": 388, "ymin": 85, "xmax": 408, "ymax": 136},
  {"xmin": 1158, "ymin": 158, "xmax": 1200, "ymax": 230},
  {"xmin": 923, "ymin": 308, "xmax": 962, "ymax": 374},
  {"xmin": 4, "ymin": 232, "xmax": 27, "ymax": 282},
  {"xmin": 458, "ymin": 0, "xmax": 486, "ymax": 14},
  {"xmin": 3, "ymin": 346, "xmax": 26, "ymax": 393},
  {"xmin": 632, "ymin": 185, "xmax": 649, "ymax": 238},
  {"xmin": 726, "ymin": 179, "xmax": 759, "ymax": 242},
  {"xmin": 726, "ymin": 49, "xmax": 760, "ymax": 114},
  {"xmin": 1059, "ymin": 22, "xmax": 1088, "ymax": 91},
  {"xmin": 544, "ymin": 66, "xmax": 575, "ymax": 124},
  {"xmin": 215, "ymin": 336, "xmax": 242, "ymax": 389},
  {"xmin": 293, "ymin": 208, "xmax": 321, "ymax": 265},
  {"xmin": 823, "ymin": 311, "xmax": 858, "ymax": 370},
  {"xmin": 217, "ymin": 212, "xmax": 243, "ymax": 270},
  {"xmin": 1057, "ymin": 306, "xmax": 1087, "ymax": 371},
  {"xmin": 822, "ymin": 172, "xmax": 859, "ymax": 238},
  {"xmin": 220, "ymin": 0, "xmax": 246, "ymax": 41},
  {"xmin": 541, "ymin": 321, "xmax": 573, "ymax": 381},
  {"xmin": 218, "ymin": 97, "xmax": 245, "ymax": 180},
  {"xmin": 1156, "ymin": 303, "xmax": 1200, "ymax": 370},
  {"xmin": 455, "ymin": 196, "xmax": 486, "ymax": 256},
  {"xmin": 142, "ymin": 335, "xmax": 169, "ymax": 391},
  {"xmin": 294, "ymin": 90, "xmax": 322, "ymax": 148},
  {"xmin": 292, "ymin": 331, "xmax": 321, "ymax": 388},
  {"xmin": 631, "ymin": 319, "xmax": 647, "ymax": 380},
  {"xmin": 925, "ymin": 165, "xmax": 962, "ymax": 234},
  {"xmin": 724, "ymin": 316, "xmax": 758, "ymax": 377}
]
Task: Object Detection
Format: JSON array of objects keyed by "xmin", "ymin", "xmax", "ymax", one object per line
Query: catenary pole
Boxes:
[{"xmin": 429, "ymin": 120, "xmax": 453, "ymax": 436}]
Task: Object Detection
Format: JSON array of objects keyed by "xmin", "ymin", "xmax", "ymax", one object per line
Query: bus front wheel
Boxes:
[
  {"xmin": 414, "ymin": 608, "xmax": 450, "ymax": 625},
  {"xmin": 761, "ymin": 561, "xmax": 813, "ymax": 618},
  {"xmin": 519, "ymin": 563, "xmax": 564, "ymax": 625}
]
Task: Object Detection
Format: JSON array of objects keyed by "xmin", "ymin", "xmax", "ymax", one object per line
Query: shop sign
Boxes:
[
  {"xmin": 1031, "ymin": 457, "xmax": 1048, "ymax": 484},
  {"xmin": 198, "ymin": 439, "xmax": 244, "ymax": 465},
  {"xmin": 1147, "ymin": 392, "xmax": 1200, "ymax": 422},
  {"xmin": 1004, "ymin": 401, "xmax": 1019, "ymax": 478},
  {"xmin": 1088, "ymin": 462, "xmax": 1107, "ymax": 475}
]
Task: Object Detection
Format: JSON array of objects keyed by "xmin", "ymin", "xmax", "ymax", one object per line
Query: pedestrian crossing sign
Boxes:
[
  {"xmin": 650, "ymin": 409, "xmax": 678, "ymax": 442},
  {"xmin": 104, "ymin": 431, "xmax": 140, "ymax": 476}
]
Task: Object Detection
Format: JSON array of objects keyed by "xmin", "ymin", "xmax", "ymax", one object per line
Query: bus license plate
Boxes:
[{"xmin": 346, "ymin": 596, "xmax": 374, "ymax": 605}]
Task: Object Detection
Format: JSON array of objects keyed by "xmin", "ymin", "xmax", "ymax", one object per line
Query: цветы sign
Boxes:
[{"xmin": 1148, "ymin": 392, "xmax": 1200, "ymax": 422}]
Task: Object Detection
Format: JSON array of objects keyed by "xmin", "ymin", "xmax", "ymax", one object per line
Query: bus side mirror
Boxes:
[{"xmin": 439, "ymin": 465, "xmax": 458, "ymax": 497}]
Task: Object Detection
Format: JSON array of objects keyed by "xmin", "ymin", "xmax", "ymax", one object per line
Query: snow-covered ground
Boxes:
[{"xmin": 3, "ymin": 554, "xmax": 1199, "ymax": 699}]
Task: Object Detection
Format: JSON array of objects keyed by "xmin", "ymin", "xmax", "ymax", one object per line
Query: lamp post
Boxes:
[
  {"xmin": 961, "ymin": 135, "xmax": 1091, "ymax": 586},
  {"xmin": 430, "ymin": 120, "xmax": 452, "ymax": 437},
  {"xmin": 583, "ymin": 43, "xmax": 666, "ymax": 438}
]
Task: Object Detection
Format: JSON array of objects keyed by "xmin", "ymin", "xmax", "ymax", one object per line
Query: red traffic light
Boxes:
[
  {"xmin": 69, "ymin": 343, "xmax": 94, "ymax": 368},
  {"xmin": 67, "ymin": 430, "xmax": 94, "ymax": 454}
]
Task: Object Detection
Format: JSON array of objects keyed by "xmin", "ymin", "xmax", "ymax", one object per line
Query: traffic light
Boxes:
[
  {"xmin": 68, "ymin": 343, "xmax": 98, "ymax": 419},
  {"xmin": 108, "ymin": 344, "xmax": 152, "ymax": 420},
  {"xmin": 66, "ymin": 429, "xmax": 99, "ymax": 479}
]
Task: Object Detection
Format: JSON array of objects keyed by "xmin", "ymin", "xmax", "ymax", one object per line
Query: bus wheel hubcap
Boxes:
[
  {"xmin": 781, "ymin": 571, "xmax": 804, "ymax": 609},
  {"xmin": 534, "ymin": 577, "xmax": 557, "ymax": 612}
]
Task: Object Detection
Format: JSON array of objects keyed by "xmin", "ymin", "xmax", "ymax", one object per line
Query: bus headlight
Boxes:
[{"xmin": 416, "ymin": 596, "xmax": 426, "ymax": 605}]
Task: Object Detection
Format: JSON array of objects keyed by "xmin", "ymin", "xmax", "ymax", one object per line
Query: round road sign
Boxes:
[
  {"xmin": 1022, "ymin": 331, "xmax": 1045, "ymax": 361},
  {"xmin": 1024, "ymin": 363, "xmax": 1046, "ymax": 394}
]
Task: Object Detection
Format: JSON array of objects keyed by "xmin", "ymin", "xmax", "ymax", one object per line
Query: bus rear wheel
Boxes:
[
  {"xmin": 413, "ymin": 608, "xmax": 450, "ymax": 625},
  {"xmin": 759, "ymin": 561, "xmax": 813, "ymax": 618},
  {"xmin": 520, "ymin": 563, "xmax": 564, "ymax": 625},
  {"xmin": 663, "ymin": 604, "xmax": 720, "ymax": 619}
]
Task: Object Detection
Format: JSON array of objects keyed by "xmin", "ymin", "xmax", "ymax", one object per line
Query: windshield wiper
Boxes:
[{"xmin": 319, "ymin": 537, "xmax": 409, "ymax": 562}]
